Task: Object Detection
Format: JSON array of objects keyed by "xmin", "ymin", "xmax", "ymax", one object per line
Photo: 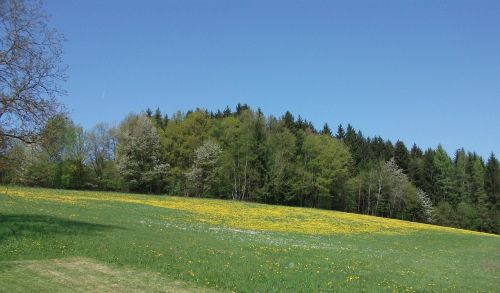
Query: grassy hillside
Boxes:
[{"xmin": 0, "ymin": 186, "xmax": 498, "ymax": 292}]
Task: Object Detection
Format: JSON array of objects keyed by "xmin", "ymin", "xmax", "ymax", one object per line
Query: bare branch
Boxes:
[{"xmin": 0, "ymin": 0, "xmax": 66, "ymax": 145}]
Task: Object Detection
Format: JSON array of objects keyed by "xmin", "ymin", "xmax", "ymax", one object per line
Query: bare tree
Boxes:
[{"xmin": 0, "ymin": 0, "xmax": 66, "ymax": 145}]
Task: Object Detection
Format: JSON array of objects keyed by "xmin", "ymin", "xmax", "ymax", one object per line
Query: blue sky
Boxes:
[{"xmin": 45, "ymin": 0, "xmax": 499, "ymax": 158}]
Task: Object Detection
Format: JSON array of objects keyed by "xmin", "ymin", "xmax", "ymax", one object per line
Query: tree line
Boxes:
[{"xmin": 1, "ymin": 104, "xmax": 498, "ymax": 234}]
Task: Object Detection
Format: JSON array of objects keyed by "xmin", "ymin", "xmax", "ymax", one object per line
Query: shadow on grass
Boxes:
[{"xmin": 0, "ymin": 214, "xmax": 122, "ymax": 243}]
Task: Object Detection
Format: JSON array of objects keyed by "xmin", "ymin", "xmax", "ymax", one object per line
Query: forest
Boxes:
[{"xmin": 1, "ymin": 103, "xmax": 498, "ymax": 234}]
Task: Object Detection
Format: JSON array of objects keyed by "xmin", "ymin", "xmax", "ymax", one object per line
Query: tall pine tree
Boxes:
[
  {"xmin": 432, "ymin": 145, "xmax": 455, "ymax": 204},
  {"xmin": 485, "ymin": 153, "xmax": 500, "ymax": 207},
  {"xmin": 394, "ymin": 140, "xmax": 410, "ymax": 173},
  {"xmin": 321, "ymin": 123, "xmax": 332, "ymax": 136}
]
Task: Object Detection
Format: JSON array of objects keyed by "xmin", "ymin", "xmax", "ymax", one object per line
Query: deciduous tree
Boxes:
[
  {"xmin": 116, "ymin": 114, "xmax": 169, "ymax": 193},
  {"xmin": 0, "ymin": 0, "xmax": 66, "ymax": 144},
  {"xmin": 186, "ymin": 140, "xmax": 222, "ymax": 197}
]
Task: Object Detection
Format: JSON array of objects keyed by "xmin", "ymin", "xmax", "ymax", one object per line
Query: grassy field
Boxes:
[{"xmin": 0, "ymin": 186, "xmax": 499, "ymax": 292}]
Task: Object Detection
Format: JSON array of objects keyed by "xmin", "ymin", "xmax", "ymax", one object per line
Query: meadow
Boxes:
[{"xmin": 0, "ymin": 186, "xmax": 499, "ymax": 292}]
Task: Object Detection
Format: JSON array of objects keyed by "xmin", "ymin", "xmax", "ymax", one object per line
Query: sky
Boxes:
[{"xmin": 45, "ymin": 0, "xmax": 499, "ymax": 158}]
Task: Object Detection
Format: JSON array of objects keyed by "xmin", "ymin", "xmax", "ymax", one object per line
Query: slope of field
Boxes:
[{"xmin": 0, "ymin": 186, "xmax": 499, "ymax": 292}]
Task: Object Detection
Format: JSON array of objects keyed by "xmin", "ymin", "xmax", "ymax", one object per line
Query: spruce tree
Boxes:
[
  {"xmin": 282, "ymin": 111, "xmax": 295, "ymax": 131},
  {"xmin": 408, "ymin": 144, "xmax": 424, "ymax": 186},
  {"xmin": 252, "ymin": 110, "xmax": 270, "ymax": 196},
  {"xmin": 344, "ymin": 125, "xmax": 363, "ymax": 170},
  {"xmin": 466, "ymin": 155, "xmax": 489, "ymax": 231},
  {"xmin": 421, "ymin": 148, "xmax": 436, "ymax": 197},
  {"xmin": 223, "ymin": 106, "xmax": 232, "ymax": 117},
  {"xmin": 336, "ymin": 124, "xmax": 345, "ymax": 141},
  {"xmin": 383, "ymin": 140, "xmax": 394, "ymax": 161},
  {"xmin": 321, "ymin": 123, "xmax": 332, "ymax": 136},
  {"xmin": 467, "ymin": 155, "xmax": 487, "ymax": 205},
  {"xmin": 306, "ymin": 121, "xmax": 317, "ymax": 133},
  {"xmin": 454, "ymin": 149, "xmax": 468, "ymax": 203},
  {"xmin": 485, "ymin": 153, "xmax": 500, "ymax": 207},
  {"xmin": 369, "ymin": 136, "xmax": 386, "ymax": 161},
  {"xmin": 432, "ymin": 145, "xmax": 455, "ymax": 204},
  {"xmin": 410, "ymin": 143, "xmax": 423, "ymax": 158},
  {"xmin": 394, "ymin": 140, "xmax": 410, "ymax": 173},
  {"xmin": 153, "ymin": 107, "xmax": 163, "ymax": 128}
]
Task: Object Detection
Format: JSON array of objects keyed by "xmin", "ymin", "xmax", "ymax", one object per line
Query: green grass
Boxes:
[{"xmin": 1, "ymin": 186, "xmax": 499, "ymax": 292}]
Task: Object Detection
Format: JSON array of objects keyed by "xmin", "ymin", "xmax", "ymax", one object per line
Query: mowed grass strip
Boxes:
[
  {"xmin": 1, "ymin": 186, "xmax": 499, "ymax": 292},
  {"xmin": 0, "ymin": 257, "xmax": 212, "ymax": 293}
]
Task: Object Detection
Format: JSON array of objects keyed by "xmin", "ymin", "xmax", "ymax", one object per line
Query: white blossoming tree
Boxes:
[
  {"xmin": 186, "ymin": 140, "xmax": 222, "ymax": 197},
  {"xmin": 116, "ymin": 114, "xmax": 169, "ymax": 193},
  {"xmin": 416, "ymin": 188, "xmax": 433, "ymax": 223}
]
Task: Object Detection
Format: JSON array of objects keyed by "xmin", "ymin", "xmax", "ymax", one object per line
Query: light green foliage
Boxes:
[
  {"xmin": 86, "ymin": 123, "xmax": 118, "ymax": 189},
  {"xmin": 347, "ymin": 159, "xmax": 425, "ymax": 221},
  {"xmin": 13, "ymin": 115, "xmax": 89, "ymax": 189},
  {"xmin": 39, "ymin": 115, "xmax": 69, "ymax": 161},
  {"xmin": 215, "ymin": 111, "xmax": 257, "ymax": 200},
  {"xmin": 0, "ymin": 142, "xmax": 26, "ymax": 184},
  {"xmin": 267, "ymin": 127, "xmax": 297, "ymax": 204},
  {"xmin": 60, "ymin": 124, "xmax": 88, "ymax": 189},
  {"xmin": 379, "ymin": 158, "xmax": 409, "ymax": 217},
  {"xmin": 296, "ymin": 132, "xmax": 351, "ymax": 208},
  {"xmin": 160, "ymin": 110, "xmax": 210, "ymax": 194},
  {"xmin": 162, "ymin": 110, "xmax": 210, "ymax": 169}
]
